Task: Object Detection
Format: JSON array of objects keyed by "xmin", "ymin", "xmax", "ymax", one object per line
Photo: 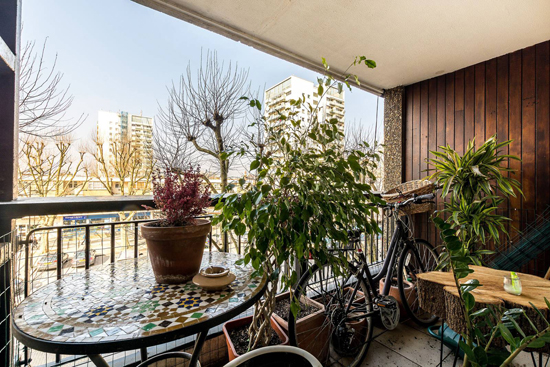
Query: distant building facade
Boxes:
[
  {"xmin": 96, "ymin": 110, "xmax": 154, "ymax": 172},
  {"xmin": 264, "ymin": 75, "xmax": 345, "ymax": 137}
]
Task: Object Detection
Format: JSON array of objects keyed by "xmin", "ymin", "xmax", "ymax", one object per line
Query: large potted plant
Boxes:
[
  {"xmin": 215, "ymin": 56, "xmax": 381, "ymax": 356},
  {"xmin": 142, "ymin": 166, "xmax": 211, "ymax": 284}
]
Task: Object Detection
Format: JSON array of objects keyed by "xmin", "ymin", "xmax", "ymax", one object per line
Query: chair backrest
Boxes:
[{"xmin": 223, "ymin": 345, "xmax": 322, "ymax": 367}]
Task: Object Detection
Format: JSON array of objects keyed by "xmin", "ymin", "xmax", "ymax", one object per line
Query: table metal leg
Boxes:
[
  {"xmin": 88, "ymin": 354, "xmax": 110, "ymax": 367},
  {"xmin": 189, "ymin": 329, "xmax": 209, "ymax": 367},
  {"xmin": 140, "ymin": 347, "xmax": 148, "ymax": 362}
]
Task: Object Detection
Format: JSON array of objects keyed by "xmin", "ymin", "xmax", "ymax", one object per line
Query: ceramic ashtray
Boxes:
[
  {"xmin": 193, "ymin": 265, "xmax": 235, "ymax": 291},
  {"xmin": 200, "ymin": 265, "xmax": 230, "ymax": 278}
]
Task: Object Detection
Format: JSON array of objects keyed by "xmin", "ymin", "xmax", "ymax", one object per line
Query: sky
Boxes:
[{"xmin": 21, "ymin": 0, "xmax": 383, "ymax": 147}]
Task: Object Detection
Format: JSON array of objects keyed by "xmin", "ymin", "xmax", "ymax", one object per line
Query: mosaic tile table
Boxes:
[{"xmin": 12, "ymin": 252, "xmax": 267, "ymax": 367}]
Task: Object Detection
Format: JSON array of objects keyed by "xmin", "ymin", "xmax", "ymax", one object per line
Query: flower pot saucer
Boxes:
[{"xmin": 193, "ymin": 270, "xmax": 236, "ymax": 291}]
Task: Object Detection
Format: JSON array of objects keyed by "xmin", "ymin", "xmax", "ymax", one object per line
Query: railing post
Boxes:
[
  {"xmin": 134, "ymin": 223, "xmax": 139, "ymax": 258},
  {"xmin": 85, "ymin": 226, "xmax": 90, "ymax": 269},
  {"xmin": 209, "ymin": 229, "xmax": 212, "ymax": 252},
  {"xmin": 56, "ymin": 228, "xmax": 62, "ymax": 280},
  {"xmin": 110, "ymin": 223, "xmax": 115, "ymax": 263},
  {"xmin": 24, "ymin": 235, "xmax": 29, "ymax": 298}
]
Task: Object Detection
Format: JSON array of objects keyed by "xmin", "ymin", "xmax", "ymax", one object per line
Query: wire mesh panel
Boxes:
[{"xmin": 1, "ymin": 230, "xmax": 16, "ymax": 367}]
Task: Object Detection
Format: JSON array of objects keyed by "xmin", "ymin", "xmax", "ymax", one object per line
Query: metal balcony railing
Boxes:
[{"xmin": 1, "ymin": 195, "xmax": 395, "ymax": 367}]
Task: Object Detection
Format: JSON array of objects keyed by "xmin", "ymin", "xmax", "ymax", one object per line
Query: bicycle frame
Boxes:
[{"xmin": 358, "ymin": 214, "xmax": 410, "ymax": 297}]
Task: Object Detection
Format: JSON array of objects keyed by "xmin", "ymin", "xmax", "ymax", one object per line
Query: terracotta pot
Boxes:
[
  {"xmin": 272, "ymin": 291, "xmax": 328, "ymax": 362},
  {"xmin": 379, "ymin": 277, "xmax": 416, "ymax": 318},
  {"xmin": 222, "ymin": 315, "xmax": 289, "ymax": 361},
  {"xmin": 141, "ymin": 219, "xmax": 211, "ymax": 284}
]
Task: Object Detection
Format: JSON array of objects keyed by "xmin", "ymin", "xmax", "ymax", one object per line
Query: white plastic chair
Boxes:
[{"xmin": 223, "ymin": 345, "xmax": 323, "ymax": 367}]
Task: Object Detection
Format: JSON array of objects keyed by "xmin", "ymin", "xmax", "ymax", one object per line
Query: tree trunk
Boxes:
[
  {"xmin": 248, "ymin": 259, "xmax": 277, "ymax": 350},
  {"xmin": 219, "ymin": 157, "xmax": 228, "ymax": 193}
]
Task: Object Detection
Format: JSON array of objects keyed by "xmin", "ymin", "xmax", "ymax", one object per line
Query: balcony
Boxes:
[
  {"xmin": 1, "ymin": 196, "xmax": 403, "ymax": 367},
  {"xmin": 3, "ymin": 1, "xmax": 550, "ymax": 367}
]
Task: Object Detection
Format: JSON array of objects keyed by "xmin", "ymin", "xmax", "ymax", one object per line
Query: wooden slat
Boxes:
[
  {"xmin": 506, "ymin": 50, "xmax": 523, "ymax": 242},
  {"xmin": 474, "ymin": 63, "xmax": 486, "ymax": 147},
  {"xmin": 428, "ymin": 78, "xmax": 438, "ymax": 246},
  {"xmin": 454, "ymin": 70, "xmax": 465, "ymax": 154},
  {"xmin": 464, "ymin": 66, "xmax": 475, "ymax": 148},
  {"xmin": 535, "ymin": 42, "xmax": 550, "ymax": 215},
  {"xmin": 521, "ymin": 46, "xmax": 536, "ymax": 272},
  {"xmin": 485, "ymin": 58, "xmax": 497, "ymax": 138},
  {"xmin": 445, "ymin": 73, "xmax": 455, "ymax": 149},
  {"xmin": 420, "ymin": 80, "xmax": 430, "ymax": 239},
  {"xmin": 412, "ymin": 83, "xmax": 421, "ymax": 181},
  {"xmin": 420, "ymin": 80, "xmax": 429, "ymax": 177},
  {"xmin": 405, "ymin": 86, "xmax": 414, "ymax": 182},
  {"xmin": 535, "ymin": 42, "xmax": 550, "ymax": 271},
  {"xmin": 496, "ymin": 54, "xmax": 510, "ymax": 240}
]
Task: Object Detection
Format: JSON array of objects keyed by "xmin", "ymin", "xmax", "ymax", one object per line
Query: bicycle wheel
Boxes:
[
  {"xmin": 288, "ymin": 263, "xmax": 374, "ymax": 367},
  {"xmin": 397, "ymin": 239, "xmax": 439, "ymax": 326}
]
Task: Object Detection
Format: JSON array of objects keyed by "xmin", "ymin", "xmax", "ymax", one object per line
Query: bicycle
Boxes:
[{"xmin": 287, "ymin": 193, "xmax": 439, "ymax": 367}]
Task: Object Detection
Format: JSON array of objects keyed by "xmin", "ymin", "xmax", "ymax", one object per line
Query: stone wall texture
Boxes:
[{"xmin": 383, "ymin": 86, "xmax": 404, "ymax": 191}]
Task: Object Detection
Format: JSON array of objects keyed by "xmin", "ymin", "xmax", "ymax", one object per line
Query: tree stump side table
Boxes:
[{"xmin": 417, "ymin": 266, "xmax": 550, "ymax": 353}]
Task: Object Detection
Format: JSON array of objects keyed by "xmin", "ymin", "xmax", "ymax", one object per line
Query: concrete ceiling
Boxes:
[{"xmin": 133, "ymin": 0, "xmax": 550, "ymax": 96}]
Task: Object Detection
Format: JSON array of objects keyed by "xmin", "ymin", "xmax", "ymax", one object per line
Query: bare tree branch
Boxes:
[
  {"xmin": 19, "ymin": 38, "xmax": 86, "ymax": 137},
  {"xmin": 157, "ymin": 50, "xmax": 250, "ymax": 192}
]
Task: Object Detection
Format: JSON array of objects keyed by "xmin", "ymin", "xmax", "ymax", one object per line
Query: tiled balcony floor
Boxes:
[
  {"xmin": 362, "ymin": 321, "xmax": 537, "ymax": 367},
  {"xmin": 22, "ymin": 319, "xmax": 542, "ymax": 367}
]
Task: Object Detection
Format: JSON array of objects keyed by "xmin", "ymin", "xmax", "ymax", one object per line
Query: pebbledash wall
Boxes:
[{"xmin": 384, "ymin": 40, "xmax": 550, "ymax": 276}]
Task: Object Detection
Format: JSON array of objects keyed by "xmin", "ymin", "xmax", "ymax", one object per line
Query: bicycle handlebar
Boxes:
[{"xmin": 384, "ymin": 192, "xmax": 436, "ymax": 210}]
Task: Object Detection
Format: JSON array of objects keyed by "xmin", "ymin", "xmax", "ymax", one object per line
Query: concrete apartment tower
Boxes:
[
  {"xmin": 96, "ymin": 110, "xmax": 154, "ymax": 173},
  {"xmin": 264, "ymin": 75, "xmax": 345, "ymax": 138}
]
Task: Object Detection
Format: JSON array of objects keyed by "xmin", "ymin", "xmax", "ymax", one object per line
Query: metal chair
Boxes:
[{"xmin": 223, "ymin": 345, "xmax": 323, "ymax": 367}]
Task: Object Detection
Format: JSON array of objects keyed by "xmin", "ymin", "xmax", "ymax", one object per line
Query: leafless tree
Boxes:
[
  {"xmin": 157, "ymin": 51, "xmax": 250, "ymax": 192},
  {"xmin": 88, "ymin": 133, "xmax": 154, "ymax": 248},
  {"xmin": 88, "ymin": 133, "xmax": 153, "ymax": 196},
  {"xmin": 345, "ymin": 121, "xmax": 384, "ymax": 191},
  {"xmin": 153, "ymin": 121, "xmax": 194, "ymax": 172},
  {"xmin": 19, "ymin": 38, "xmax": 86, "ymax": 137},
  {"xmin": 18, "ymin": 135, "xmax": 88, "ymax": 252}
]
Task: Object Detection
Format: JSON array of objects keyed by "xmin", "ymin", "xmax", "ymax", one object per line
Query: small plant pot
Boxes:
[
  {"xmin": 379, "ymin": 277, "xmax": 416, "ymax": 318},
  {"xmin": 272, "ymin": 291, "xmax": 328, "ymax": 362},
  {"xmin": 141, "ymin": 219, "xmax": 211, "ymax": 284},
  {"xmin": 222, "ymin": 315, "xmax": 289, "ymax": 361}
]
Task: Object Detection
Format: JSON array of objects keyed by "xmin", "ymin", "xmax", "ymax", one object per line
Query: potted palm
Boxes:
[{"xmin": 141, "ymin": 166, "xmax": 211, "ymax": 284}]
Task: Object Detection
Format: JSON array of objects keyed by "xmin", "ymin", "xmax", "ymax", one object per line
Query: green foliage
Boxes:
[
  {"xmin": 434, "ymin": 219, "xmax": 550, "ymax": 367},
  {"xmin": 429, "ymin": 137, "xmax": 550, "ymax": 366},
  {"xmin": 213, "ymin": 57, "xmax": 381, "ymax": 349},
  {"xmin": 429, "ymin": 137, "xmax": 522, "ymax": 266},
  {"xmin": 429, "ymin": 137, "xmax": 521, "ymax": 203}
]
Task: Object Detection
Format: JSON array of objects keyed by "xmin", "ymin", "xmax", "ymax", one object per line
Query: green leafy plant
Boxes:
[
  {"xmin": 429, "ymin": 137, "xmax": 550, "ymax": 366},
  {"xmin": 434, "ymin": 219, "xmax": 550, "ymax": 367},
  {"xmin": 428, "ymin": 137, "xmax": 522, "ymax": 267},
  {"xmin": 213, "ymin": 57, "xmax": 381, "ymax": 351}
]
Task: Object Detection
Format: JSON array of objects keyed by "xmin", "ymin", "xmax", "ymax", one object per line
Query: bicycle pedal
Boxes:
[{"xmin": 376, "ymin": 299, "xmax": 393, "ymax": 308}]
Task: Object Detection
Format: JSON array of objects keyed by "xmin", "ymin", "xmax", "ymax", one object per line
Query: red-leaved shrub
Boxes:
[{"xmin": 151, "ymin": 166, "xmax": 211, "ymax": 226}]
